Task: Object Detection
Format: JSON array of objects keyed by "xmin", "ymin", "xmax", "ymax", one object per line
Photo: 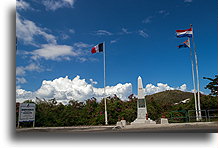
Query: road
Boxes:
[{"xmin": 16, "ymin": 122, "xmax": 217, "ymax": 134}]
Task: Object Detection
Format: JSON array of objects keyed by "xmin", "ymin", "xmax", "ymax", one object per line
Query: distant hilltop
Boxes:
[{"xmin": 145, "ymin": 90, "xmax": 196, "ymax": 105}]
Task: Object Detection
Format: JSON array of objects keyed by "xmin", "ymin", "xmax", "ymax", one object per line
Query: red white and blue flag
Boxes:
[
  {"xmin": 177, "ymin": 39, "xmax": 190, "ymax": 48},
  {"xmin": 91, "ymin": 43, "xmax": 104, "ymax": 54},
  {"xmin": 176, "ymin": 28, "xmax": 193, "ymax": 38}
]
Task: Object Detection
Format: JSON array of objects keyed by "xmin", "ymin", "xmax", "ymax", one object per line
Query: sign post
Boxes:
[{"xmin": 17, "ymin": 103, "xmax": 36, "ymax": 128}]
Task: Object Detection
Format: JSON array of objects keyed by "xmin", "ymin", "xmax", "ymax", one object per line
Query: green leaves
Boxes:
[
  {"xmin": 203, "ymin": 75, "xmax": 218, "ymax": 96},
  {"xmin": 16, "ymin": 90, "xmax": 218, "ymax": 127}
]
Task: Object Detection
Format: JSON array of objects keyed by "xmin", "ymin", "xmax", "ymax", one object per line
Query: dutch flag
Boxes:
[{"xmin": 176, "ymin": 28, "xmax": 193, "ymax": 38}]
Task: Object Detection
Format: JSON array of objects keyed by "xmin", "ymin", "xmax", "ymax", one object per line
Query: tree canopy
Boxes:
[
  {"xmin": 16, "ymin": 90, "xmax": 217, "ymax": 127},
  {"xmin": 203, "ymin": 75, "xmax": 218, "ymax": 96}
]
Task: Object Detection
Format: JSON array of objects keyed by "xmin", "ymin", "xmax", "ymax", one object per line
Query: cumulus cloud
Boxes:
[
  {"xmin": 16, "ymin": 76, "xmax": 189, "ymax": 104},
  {"xmin": 42, "ymin": 0, "xmax": 76, "ymax": 11},
  {"xmin": 89, "ymin": 79, "xmax": 98, "ymax": 85},
  {"xmin": 16, "ymin": 12, "xmax": 57, "ymax": 46},
  {"xmin": 16, "ymin": 76, "xmax": 132, "ymax": 103},
  {"xmin": 144, "ymin": 83, "xmax": 187, "ymax": 95},
  {"xmin": 178, "ymin": 84, "xmax": 187, "ymax": 92}
]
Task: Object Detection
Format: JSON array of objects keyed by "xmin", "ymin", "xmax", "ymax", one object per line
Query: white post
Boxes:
[
  {"xmin": 103, "ymin": 42, "xmax": 108, "ymax": 125},
  {"xmin": 190, "ymin": 24, "xmax": 202, "ymax": 120},
  {"xmin": 189, "ymin": 37, "xmax": 199, "ymax": 121}
]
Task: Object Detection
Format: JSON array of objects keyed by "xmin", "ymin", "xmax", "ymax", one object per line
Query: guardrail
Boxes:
[
  {"xmin": 169, "ymin": 109, "xmax": 218, "ymax": 123},
  {"xmin": 208, "ymin": 109, "xmax": 218, "ymax": 122},
  {"xmin": 188, "ymin": 110, "xmax": 207, "ymax": 122},
  {"xmin": 169, "ymin": 110, "xmax": 188, "ymax": 123}
]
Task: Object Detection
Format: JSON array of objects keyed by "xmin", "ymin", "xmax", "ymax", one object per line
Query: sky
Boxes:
[{"xmin": 16, "ymin": 0, "xmax": 217, "ymax": 103}]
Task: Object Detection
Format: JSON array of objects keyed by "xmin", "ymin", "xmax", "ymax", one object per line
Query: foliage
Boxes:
[
  {"xmin": 16, "ymin": 90, "xmax": 218, "ymax": 127},
  {"xmin": 203, "ymin": 75, "xmax": 218, "ymax": 96}
]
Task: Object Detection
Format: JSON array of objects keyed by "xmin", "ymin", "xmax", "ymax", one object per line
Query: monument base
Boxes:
[
  {"xmin": 160, "ymin": 118, "xmax": 169, "ymax": 124},
  {"xmin": 131, "ymin": 118, "xmax": 156, "ymax": 125},
  {"xmin": 116, "ymin": 120, "xmax": 127, "ymax": 127}
]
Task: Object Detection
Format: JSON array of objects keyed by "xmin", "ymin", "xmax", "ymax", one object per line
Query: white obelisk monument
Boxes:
[
  {"xmin": 137, "ymin": 76, "xmax": 147, "ymax": 119},
  {"xmin": 131, "ymin": 76, "xmax": 156, "ymax": 125}
]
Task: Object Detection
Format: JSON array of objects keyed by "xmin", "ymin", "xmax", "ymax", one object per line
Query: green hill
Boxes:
[{"xmin": 145, "ymin": 90, "xmax": 194, "ymax": 105}]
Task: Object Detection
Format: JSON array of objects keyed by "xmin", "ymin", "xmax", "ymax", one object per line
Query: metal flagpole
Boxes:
[
  {"xmin": 190, "ymin": 24, "xmax": 202, "ymax": 120},
  {"xmin": 103, "ymin": 42, "xmax": 108, "ymax": 125},
  {"xmin": 188, "ymin": 37, "xmax": 199, "ymax": 121}
]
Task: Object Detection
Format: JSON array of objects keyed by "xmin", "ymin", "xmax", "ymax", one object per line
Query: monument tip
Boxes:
[{"xmin": 138, "ymin": 76, "xmax": 142, "ymax": 79}]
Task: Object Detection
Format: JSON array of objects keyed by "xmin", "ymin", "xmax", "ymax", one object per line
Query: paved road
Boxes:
[{"xmin": 16, "ymin": 122, "xmax": 217, "ymax": 134}]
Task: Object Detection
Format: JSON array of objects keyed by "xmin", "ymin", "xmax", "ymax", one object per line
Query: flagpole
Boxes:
[
  {"xmin": 103, "ymin": 41, "xmax": 108, "ymax": 125},
  {"xmin": 190, "ymin": 24, "xmax": 202, "ymax": 120},
  {"xmin": 188, "ymin": 37, "xmax": 199, "ymax": 121}
]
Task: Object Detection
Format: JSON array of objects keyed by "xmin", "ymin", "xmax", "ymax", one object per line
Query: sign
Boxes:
[{"xmin": 19, "ymin": 103, "xmax": 35, "ymax": 122}]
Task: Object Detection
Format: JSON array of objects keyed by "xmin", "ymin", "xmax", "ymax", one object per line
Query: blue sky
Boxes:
[{"xmin": 16, "ymin": 0, "xmax": 217, "ymax": 102}]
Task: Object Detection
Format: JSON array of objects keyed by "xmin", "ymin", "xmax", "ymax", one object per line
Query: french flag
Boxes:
[
  {"xmin": 91, "ymin": 43, "xmax": 104, "ymax": 54},
  {"xmin": 176, "ymin": 28, "xmax": 193, "ymax": 38}
]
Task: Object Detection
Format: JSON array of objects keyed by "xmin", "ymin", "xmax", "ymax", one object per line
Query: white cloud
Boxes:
[
  {"xmin": 19, "ymin": 41, "xmax": 93, "ymax": 62},
  {"xmin": 16, "ymin": 75, "xmax": 190, "ymax": 104},
  {"xmin": 138, "ymin": 30, "xmax": 149, "ymax": 38},
  {"xmin": 69, "ymin": 29, "xmax": 75, "ymax": 34},
  {"xmin": 16, "ymin": 63, "xmax": 42, "ymax": 76},
  {"xmin": 16, "ymin": 12, "xmax": 57, "ymax": 46},
  {"xmin": 158, "ymin": 10, "xmax": 170, "ymax": 16},
  {"xmin": 178, "ymin": 84, "xmax": 187, "ymax": 92},
  {"xmin": 16, "ymin": 66, "xmax": 26, "ymax": 76},
  {"xmin": 74, "ymin": 42, "xmax": 91, "ymax": 48},
  {"xmin": 110, "ymin": 39, "xmax": 118, "ymax": 44},
  {"xmin": 16, "ymin": 0, "xmax": 30, "ymax": 10},
  {"xmin": 144, "ymin": 83, "xmax": 187, "ymax": 95},
  {"xmin": 16, "ymin": 77, "xmax": 27, "ymax": 84},
  {"xmin": 121, "ymin": 28, "xmax": 131, "ymax": 34},
  {"xmin": 30, "ymin": 44, "xmax": 79, "ymax": 60},
  {"xmin": 16, "ymin": 88, "xmax": 35, "ymax": 103},
  {"xmin": 42, "ymin": 0, "xmax": 76, "ymax": 11},
  {"xmin": 16, "ymin": 75, "xmax": 132, "ymax": 103},
  {"xmin": 95, "ymin": 30, "xmax": 113, "ymax": 36},
  {"xmin": 89, "ymin": 79, "xmax": 98, "ymax": 85}
]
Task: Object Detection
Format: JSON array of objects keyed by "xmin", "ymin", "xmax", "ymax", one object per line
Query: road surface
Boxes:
[{"xmin": 16, "ymin": 122, "xmax": 217, "ymax": 134}]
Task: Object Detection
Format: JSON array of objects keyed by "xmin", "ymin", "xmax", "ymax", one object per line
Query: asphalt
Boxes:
[{"xmin": 16, "ymin": 122, "xmax": 217, "ymax": 133}]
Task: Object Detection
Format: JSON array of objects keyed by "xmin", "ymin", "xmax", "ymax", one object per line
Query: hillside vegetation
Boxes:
[
  {"xmin": 16, "ymin": 90, "xmax": 217, "ymax": 127},
  {"xmin": 146, "ymin": 90, "xmax": 194, "ymax": 105}
]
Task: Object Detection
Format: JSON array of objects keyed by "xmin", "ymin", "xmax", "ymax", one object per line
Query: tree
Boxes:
[{"xmin": 203, "ymin": 75, "xmax": 218, "ymax": 96}]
